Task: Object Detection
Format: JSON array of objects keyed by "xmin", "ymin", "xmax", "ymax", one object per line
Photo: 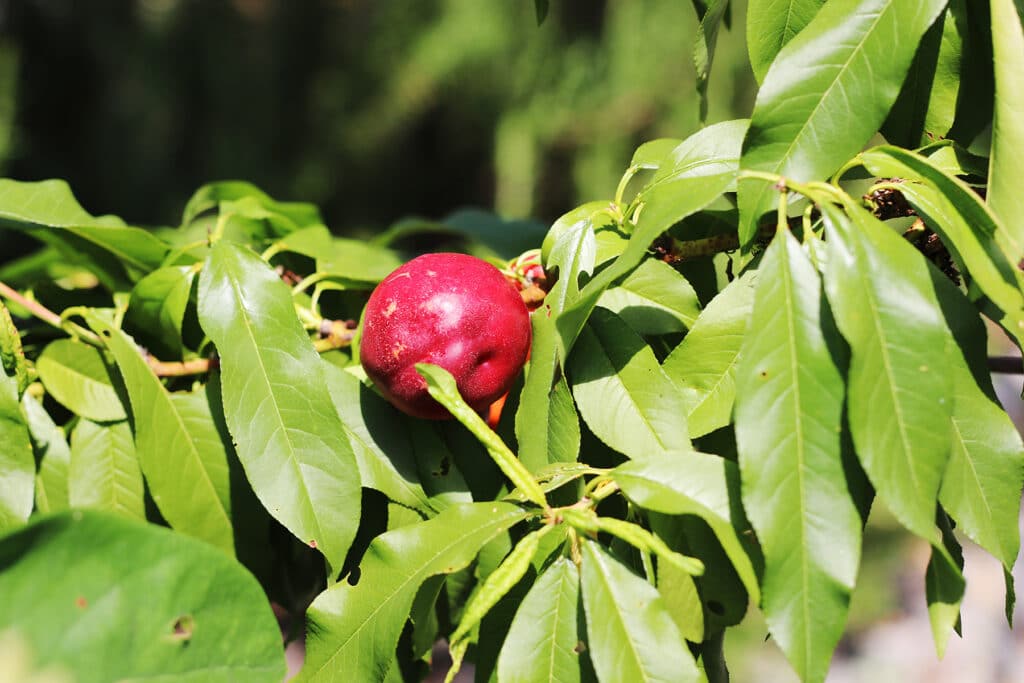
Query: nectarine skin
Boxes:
[{"xmin": 360, "ymin": 253, "xmax": 532, "ymax": 419}]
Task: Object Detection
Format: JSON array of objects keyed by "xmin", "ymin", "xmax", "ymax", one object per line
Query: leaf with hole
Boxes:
[{"xmin": 0, "ymin": 510, "xmax": 285, "ymax": 682}]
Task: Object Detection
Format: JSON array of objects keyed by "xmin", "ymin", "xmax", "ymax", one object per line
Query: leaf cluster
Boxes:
[{"xmin": 1, "ymin": 1, "xmax": 1024, "ymax": 682}]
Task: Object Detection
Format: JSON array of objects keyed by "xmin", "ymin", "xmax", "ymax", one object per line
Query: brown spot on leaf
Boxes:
[
  {"xmin": 75, "ymin": 596, "xmax": 87, "ymax": 609},
  {"xmin": 308, "ymin": 539, "xmax": 318, "ymax": 549},
  {"xmin": 574, "ymin": 641, "xmax": 587, "ymax": 655},
  {"xmin": 169, "ymin": 615, "xmax": 195, "ymax": 643}
]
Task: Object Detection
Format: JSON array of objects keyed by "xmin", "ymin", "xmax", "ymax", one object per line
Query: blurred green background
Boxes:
[{"xmin": 0, "ymin": 0, "xmax": 757, "ymax": 236}]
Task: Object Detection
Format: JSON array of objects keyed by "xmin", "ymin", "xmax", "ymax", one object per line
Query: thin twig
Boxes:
[
  {"xmin": 145, "ymin": 355, "xmax": 218, "ymax": 377},
  {"xmin": 0, "ymin": 280, "xmax": 63, "ymax": 328}
]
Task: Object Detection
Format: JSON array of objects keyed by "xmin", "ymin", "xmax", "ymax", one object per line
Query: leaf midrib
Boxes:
[
  {"xmin": 948, "ymin": 415, "xmax": 1003, "ymax": 560},
  {"xmin": 223, "ymin": 262, "xmax": 325, "ymax": 549},
  {"xmin": 778, "ymin": 240, "xmax": 814, "ymax": 675},
  {"xmin": 308, "ymin": 511, "xmax": 523, "ymax": 679},
  {"xmin": 766, "ymin": 2, "xmax": 892, "ymax": 176},
  {"xmin": 587, "ymin": 544, "xmax": 654, "ymax": 682}
]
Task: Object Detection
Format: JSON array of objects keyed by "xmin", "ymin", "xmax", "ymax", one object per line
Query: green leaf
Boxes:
[
  {"xmin": 734, "ymin": 229, "xmax": 861, "ymax": 683},
  {"xmin": 23, "ymin": 393, "xmax": 70, "ymax": 514},
  {"xmin": 35, "ymin": 339, "xmax": 126, "ymax": 422},
  {"xmin": 0, "ymin": 179, "xmax": 167, "ymax": 287},
  {"xmin": 198, "ymin": 240, "xmax": 361, "ymax": 574},
  {"xmin": 657, "ymin": 558, "xmax": 704, "ymax": 643},
  {"xmin": 516, "ymin": 313, "xmax": 582, "ymax": 473},
  {"xmin": 569, "ymin": 307, "xmax": 690, "ymax": 460},
  {"xmin": 925, "ymin": 510, "xmax": 965, "ymax": 657},
  {"xmin": 599, "ymin": 259, "xmax": 701, "ymax": 335},
  {"xmin": 449, "ymin": 526, "xmax": 551, "ymax": 672},
  {"xmin": 417, "ymin": 363, "xmax": 548, "ymax": 509},
  {"xmin": 125, "ymin": 265, "xmax": 197, "ymax": 359},
  {"xmin": 662, "ymin": 268, "xmax": 758, "ymax": 438},
  {"xmin": 317, "ymin": 237, "xmax": 405, "ymax": 285},
  {"xmin": 182, "ymin": 181, "xmax": 323, "ymax": 237},
  {"xmin": 300, "ymin": 501, "xmax": 531, "ymax": 682},
  {"xmin": 738, "ymin": 0, "xmax": 949, "ymax": 245},
  {"xmin": 630, "ymin": 139, "xmax": 685, "ymax": 170},
  {"xmin": 647, "ymin": 116, "xmax": 753, "ymax": 188},
  {"xmin": 580, "ymin": 539, "xmax": 701, "ymax": 683},
  {"xmin": 821, "ymin": 202, "xmax": 953, "ymax": 544},
  {"xmin": 87, "ymin": 316, "xmax": 234, "ymax": 554},
  {"xmin": 931, "ymin": 267, "xmax": 1024, "ymax": 570},
  {"xmin": 859, "ymin": 146, "xmax": 1024, "ymax": 341},
  {"xmin": 497, "ymin": 557, "xmax": 583, "ymax": 683},
  {"xmin": 611, "ymin": 449, "xmax": 759, "ymax": 606},
  {"xmin": 545, "ymin": 213, "xmax": 598, "ymax": 314},
  {"xmin": 988, "ymin": 0, "xmax": 1024, "ymax": 248},
  {"xmin": 746, "ymin": 0, "xmax": 825, "ymax": 82},
  {"xmin": 0, "ymin": 302, "xmax": 29, "ymax": 396},
  {"xmin": 0, "ymin": 510, "xmax": 285, "ymax": 682},
  {"xmin": 556, "ymin": 122, "xmax": 742, "ymax": 355},
  {"xmin": 322, "ymin": 363, "xmax": 435, "ymax": 514},
  {"xmin": 0, "ymin": 350, "xmax": 33, "ymax": 533},
  {"xmin": 881, "ymin": 2, "xmax": 966, "ymax": 147},
  {"xmin": 68, "ymin": 419, "xmax": 144, "ymax": 519},
  {"xmin": 693, "ymin": 0, "xmax": 729, "ymax": 120}
]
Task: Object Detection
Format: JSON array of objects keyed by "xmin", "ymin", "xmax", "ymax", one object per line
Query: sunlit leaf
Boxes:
[
  {"xmin": 0, "ymin": 348, "xmax": 32, "ymax": 532},
  {"xmin": 821, "ymin": 202, "xmax": 953, "ymax": 544},
  {"xmin": 87, "ymin": 315, "xmax": 234, "ymax": 554},
  {"xmin": 198, "ymin": 240, "xmax": 361, "ymax": 573},
  {"xmin": 580, "ymin": 539, "xmax": 700, "ymax": 683},
  {"xmin": 35, "ymin": 340, "xmax": 126, "ymax": 423},
  {"xmin": 300, "ymin": 502, "xmax": 530, "ymax": 682},
  {"xmin": 746, "ymin": 0, "xmax": 825, "ymax": 82},
  {"xmin": 570, "ymin": 308, "xmax": 690, "ymax": 460},
  {"xmin": 735, "ymin": 228, "xmax": 861, "ymax": 682},
  {"xmin": 988, "ymin": 0, "xmax": 1024, "ymax": 248},
  {"xmin": 68, "ymin": 419, "xmax": 144, "ymax": 520},
  {"xmin": 23, "ymin": 394, "xmax": 70, "ymax": 515},
  {"xmin": 662, "ymin": 268, "xmax": 758, "ymax": 438},
  {"xmin": 611, "ymin": 452, "xmax": 759, "ymax": 604},
  {"xmin": 0, "ymin": 510, "xmax": 285, "ymax": 682},
  {"xmin": 738, "ymin": 0, "xmax": 949, "ymax": 245},
  {"xmin": 497, "ymin": 557, "xmax": 583, "ymax": 683}
]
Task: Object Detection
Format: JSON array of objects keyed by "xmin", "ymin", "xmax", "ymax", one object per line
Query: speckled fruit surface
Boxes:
[{"xmin": 360, "ymin": 252, "xmax": 532, "ymax": 419}]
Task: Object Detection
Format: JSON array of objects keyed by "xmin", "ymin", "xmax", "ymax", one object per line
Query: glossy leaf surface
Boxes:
[
  {"xmin": 611, "ymin": 452, "xmax": 759, "ymax": 603},
  {"xmin": 738, "ymin": 0, "xmax": 948, "ymax": 244},
  {"xmin": 735, "ymin": 229, "xmax": 860, "ymax": 683},
  {"xmin": 821, "ymin": 203, "xmax": 953, "ymax": 543},
  {"xmin": 580, "ymin": 539, "xmax": 700, "ymax": 683},
  {"xmin": 67, "ymin": 419, "xmax": 144, "ymax": 519},
  {"xmin": 0, "ymin": 179, "xmax": 167, "ymax": 286},
  {"xmin": 662, "ymin": 268, "xmax": 757, "ymax": 438},
  {"xmin": 496, "ymin": 557, "xmax": 583, "ymax": 683},
  {"xmin": 23, "ymin": 393, "xmax": 70, "ymax": 514},
  {"xmin": 859, "ymin": 146, "xmax": 1024, "ymax": 341},
  {"xmin": 746, "ymin": 0, "xmax": 826, "ymax": 82},
  {"xmin": 556, "ymin": 121, "xmax": 741, "ymax": 355},
  {"xmin": 90, "ymin": 315, "xmax": 234, "ymax": 554},
  {"xmin": 599, "ymin": 258, "xmax": 701, "ymax": 335},
  {"xmin": 300, "ymin": 502, "xmax": 529, "ymax": 682},
  {"xmin": 931, "ymin": 267, "xmax": 1024, "ymax": 570},
  {"xmin": 988, "ymin": 0, "xmax": 1024, "ymax": 247},
  {"xmin": 198, "ymin": 240, "xmax": 360, "ymax": 573},
  {"xmin": 323, "ymin": 364, "xmax": 435, "ymax": 514},
  {"xmin": 0, "ymin": 348, "xmax": 32, "ymax": 533},
  {"xmin": 0, "ymin": 511, "xmax": 285, "ymax": 682},
  {"xmin": 36, "ymin": 339, "xmax": 126, "ymax": 422},
  {"xmin": 570, "ymin": 307, "xmax": 690, "ymax": 460}
]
